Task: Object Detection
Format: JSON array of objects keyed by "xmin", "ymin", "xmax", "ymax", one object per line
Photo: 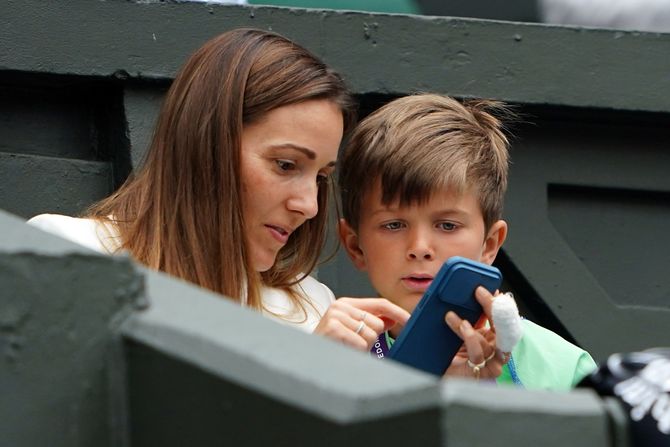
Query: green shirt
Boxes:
[
  {"xmin": 497, "ymin": 319, "xmax": 597, "ymax": 391},
  {"xmin": 383, "ymin": 319, "xmax": 597, "ymax": 391}
]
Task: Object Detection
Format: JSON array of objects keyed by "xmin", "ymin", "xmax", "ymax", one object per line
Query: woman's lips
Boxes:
[{"xmin": 266, "ymin": 224, "xmax": 290, "ymax": 244}]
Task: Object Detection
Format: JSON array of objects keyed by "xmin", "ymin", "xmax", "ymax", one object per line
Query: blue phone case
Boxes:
[{"xmin": 387, "ymin": 256, "xmax": 502, "ymax": 376}]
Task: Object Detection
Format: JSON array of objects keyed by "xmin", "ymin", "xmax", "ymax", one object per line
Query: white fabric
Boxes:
[
  {"xmin": 27, "ymin": 213, "xmax": 334, "ymax": 332},
  {"xmin": 261, "ymin": 275, "xmax": 334, "ymax": 333},
  {"xmin": 27, "ymin": 213, "xmax": 121, "ymax": 254},
  {"xmin": 540, "ymin": 0, "xmax": 670, "ymax": 32}
]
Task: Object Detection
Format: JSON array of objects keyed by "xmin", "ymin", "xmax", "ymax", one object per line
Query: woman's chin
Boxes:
[
  {"xmin": 251, "ymin": 254, "xmax": 278, "ymax": 273},
  {"xmin": 253, "ymin": 263, "xmax": 274, "ymax": 273}
]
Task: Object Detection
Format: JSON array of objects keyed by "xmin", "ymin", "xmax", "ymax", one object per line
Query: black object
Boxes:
[{"xmin": 579, "ymin": 348, "xmax": 670, "ymax": 446}]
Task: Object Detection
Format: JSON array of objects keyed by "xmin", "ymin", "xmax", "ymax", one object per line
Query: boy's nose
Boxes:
[
  {"xmin": 408, "ymin": 249, "xmax": 434, "ymax": 260},
  {"xmin": 407, "ymin": 233, "xmax": 435, "ymax": 260}
]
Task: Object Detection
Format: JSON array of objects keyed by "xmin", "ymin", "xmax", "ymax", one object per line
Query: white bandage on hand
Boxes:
[{"xmin": 492, "ymin": 292, "xmax": 523, "ymax": 353}]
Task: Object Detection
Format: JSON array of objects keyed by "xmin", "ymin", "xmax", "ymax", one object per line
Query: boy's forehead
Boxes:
[{"xmin": 361, "ymin": 179, "xmax": 471, "ymax": 212}]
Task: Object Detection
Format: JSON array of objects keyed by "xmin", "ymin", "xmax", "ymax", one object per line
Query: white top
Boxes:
[
  {"xmin": 27, "ymin": 213, "xmax": 334, "ymax": 332},
  {"xmin": 27, "ymin": 213, "xmax": 121, "ymax": 254}
]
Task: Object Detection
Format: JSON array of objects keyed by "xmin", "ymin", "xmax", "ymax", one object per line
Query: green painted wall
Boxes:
[
  {"xmin": 2, "ymin": 1, "xmax": 670, "ymax": 112},
  {"xmin": 249, "ymin": 0, "xmax": 420, "ymax": 14}
]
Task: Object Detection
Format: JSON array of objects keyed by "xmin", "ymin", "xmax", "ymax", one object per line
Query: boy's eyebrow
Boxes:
[
  {"xmin": 269, "ymin": 143, "xmax": 336, "ymax": 167},
  {"xmin": 367, "ymin": 208, "xmax": 391, "ymax": 218},
  {"xmin": 368, "ymin": 205, "xmax": 469, "ymax": 217}
]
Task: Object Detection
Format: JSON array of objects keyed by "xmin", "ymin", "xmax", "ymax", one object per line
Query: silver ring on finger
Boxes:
[{"xmin": 354, "ymin": 320, "xmax": 366, "ymax": 335}]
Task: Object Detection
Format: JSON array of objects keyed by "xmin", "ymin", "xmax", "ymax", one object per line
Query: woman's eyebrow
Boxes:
[
  {"xmin": 270, "ymin": 143, "xmax": 336, "ymax": 167},
  {"xmin": 269, "ymin": 143, "xmax": 316, "ymax": 160}
]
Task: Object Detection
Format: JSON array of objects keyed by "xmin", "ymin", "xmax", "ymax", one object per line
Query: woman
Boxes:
[{"xmin": 29, "ymin": 28, "xmax": 407, "ymax": 347}]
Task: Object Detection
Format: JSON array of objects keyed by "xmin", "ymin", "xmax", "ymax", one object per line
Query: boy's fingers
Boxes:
[
  {"xmin": 460, "ymin": 320, "xmax": 486, "ymax": 365},
  {"xmin": 475, "ymin": 286, "xmax": 495, "ymax": 320},
  {"xmin": 445, "ymin": 311, "xmax": 463, "ymax": 337}
]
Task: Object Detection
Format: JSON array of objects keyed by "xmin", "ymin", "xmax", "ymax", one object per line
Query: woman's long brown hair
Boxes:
[{"xmin": 88, "ymin": 28, "xmax": 355, "ymax": 310}]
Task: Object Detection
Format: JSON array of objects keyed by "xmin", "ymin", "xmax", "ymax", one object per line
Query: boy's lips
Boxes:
[{"xmin": 401, "ymin": 274, "xmax": 434, "ymax": 292}]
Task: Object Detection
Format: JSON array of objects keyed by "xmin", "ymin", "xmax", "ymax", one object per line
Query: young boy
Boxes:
[{"xmin": 337, "ymin": 94, "xmax": 596, "ymax": 390}]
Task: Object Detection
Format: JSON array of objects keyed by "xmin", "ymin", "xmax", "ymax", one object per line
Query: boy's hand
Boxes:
[
  {"xmin": 443, "ymin": 286, "xmax": 509, "ymax": 380},
  {"xmin": 313, "ymin": 298, "xmax": 410, "ymax": 351}
]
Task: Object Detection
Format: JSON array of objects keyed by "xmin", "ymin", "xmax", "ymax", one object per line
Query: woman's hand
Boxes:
[
  {"xmin": 313, "ymin": 298, "xmax": 410, "ymax": 351},
  {"xmin": 443, "ymin": 286, "xmax": 510, "ymax": 380}
]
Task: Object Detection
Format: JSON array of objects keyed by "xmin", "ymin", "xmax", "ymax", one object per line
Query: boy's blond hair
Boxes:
[{"xmin": 339, "ymin": 93, "xmax": 511, "ymax": 232}]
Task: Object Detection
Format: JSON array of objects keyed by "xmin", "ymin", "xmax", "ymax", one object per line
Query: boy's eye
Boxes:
[
  {"xmin": 275, "ymin": 160, "xmax": 296, "ymax": 172},
  {"xmin": 438, "ymin": 222, "xmax": 457, "ymax": 231},
  {"xmin": 382, "ymin": 221, "xmax": 404, "ymax": 231}
]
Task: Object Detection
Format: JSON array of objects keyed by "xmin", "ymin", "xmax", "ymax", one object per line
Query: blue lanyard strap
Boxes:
[
  {"xmin": 507, "ymin": 355, "xmax": 524, "ymax": 387},
  {"xmin": 370, "ymin": 332, "xmax": 393, "ymax": 358}
]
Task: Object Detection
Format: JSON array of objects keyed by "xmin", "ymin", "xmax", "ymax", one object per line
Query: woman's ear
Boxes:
[
  {"xmin": 337, "ymin": 218, "xmax": 368, "ymax": 271},
  {"xmin": 481, "ymin": 220, "xmax": 507, "ymax": 265}
]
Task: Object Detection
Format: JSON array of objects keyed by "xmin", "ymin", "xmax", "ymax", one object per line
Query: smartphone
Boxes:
[{"xmin": 387, "ymin": 256, "xmax": 502, "ymax": 376}]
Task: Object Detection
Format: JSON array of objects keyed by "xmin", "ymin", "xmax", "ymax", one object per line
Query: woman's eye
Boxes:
[
  {"xmin": 317, "ymin": 174, "xmax": 329, "ymax": 185},
  {"xmin": 382, "ymin": 221, "xmax": 404, "ymax": 230},
  {"xmin": 438, "ymin": 222, "xmax": 457, "ymax": 231},
  {"xmin": 275, "ymin": 160, "xmax": 295, "ymax": 172}
]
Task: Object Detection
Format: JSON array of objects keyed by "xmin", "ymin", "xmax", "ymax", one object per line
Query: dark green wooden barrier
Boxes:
[
  {"xmin": 0, "ymin": 210, "xmax": 144, "ymax": 446},
  {"xmin": 0, "ymin": 209, "xmax": 622, "ymax": 446}
]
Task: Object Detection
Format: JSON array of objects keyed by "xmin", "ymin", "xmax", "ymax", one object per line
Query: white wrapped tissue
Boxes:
[{"xmin": 492, "ymin": 292, "xmax": 523, "ymax": 353}]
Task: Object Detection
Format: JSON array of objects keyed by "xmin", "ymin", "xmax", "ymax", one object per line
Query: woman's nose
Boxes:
[{"xmin": 287, "ymin": 180, "xmax": 319, "ymax": 219}]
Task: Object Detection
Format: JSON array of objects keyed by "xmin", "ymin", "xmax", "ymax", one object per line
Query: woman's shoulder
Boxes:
[
  {"xmin": 28, "ymin": 213, "xmax": 97, "ymax": 238},
  {"xmin": 27, "ymin": 213, "xmax": 120, "ymax": 254},
  {"xmin": 295, "ymin": 274, "xmax": 336, "ymax": 306},
  {"xmin": 262, "ymin": 274, "xmax": 335, "ymax": 315},
  {"xmin": 260, "ymin": 274, "xmax": 335, "ymax": 333}
]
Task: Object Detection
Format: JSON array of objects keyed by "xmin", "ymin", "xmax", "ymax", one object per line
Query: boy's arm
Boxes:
[{"xmin": 572, "ymin": 352, "xmax": 599, "ymax": 387}]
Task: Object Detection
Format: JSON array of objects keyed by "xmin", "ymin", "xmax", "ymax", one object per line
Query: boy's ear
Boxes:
[
  {"xmin": 337, "ymin": 218, "xmax": 368, "ymax": 271},
  {"xmin": 481, "ymin": 220, "xmax": 507, "ymax": 265}
]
